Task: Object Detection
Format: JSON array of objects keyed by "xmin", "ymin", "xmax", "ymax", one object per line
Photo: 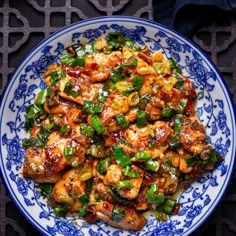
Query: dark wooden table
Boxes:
[{"xmin": 0, "ymin": 1, "xmax": 235, "ymax": 235}]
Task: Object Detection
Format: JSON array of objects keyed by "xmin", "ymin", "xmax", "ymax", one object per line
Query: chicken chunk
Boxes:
[
  {"xmin": 152, "ymin": 121, "xmax": 171, "ymax": 144},
  {"xmin": 123, "ymin": 121, "xmax": 171, "ymax": 152},
  {"xmin": 100, "ymin": 92, "xmax": 129, "ymax": 125},
  {"xmin": 90, "ymin": 178, "xmax": 113, "ymax": 203},
  {"xmin": 103, "ymin": 164, "xmax": 144, "ymax": 200},
  {"xmin": 45, "ymin": 131, "xmax": 86, "ymax": 173},
  {"xmin": 105, "ymin": 165, "xmax": 122, "ymax": 185},
  {"xmin": 117, "ymin": 165, "xmax": 144, "ymax": 200},
  {"xmin": 95, "ymin": 201, "xmax": 146, "ymax": 231},
  {"xmin": 135, "ymin": 187, "xmax": 149, "ymax": 211},
  {"xmin": 180, "ymin": 116, "xmax": 206, "ymax": 155},
  {"xmin": 24, "ymin": 130, "xmax": 86, "ymax": 177},
  {"xmin": 23, "ymin": 146, "xmax": 64, "ymax": 183},
  {"xmin": 44, "ymin": 64, "xmax": 102, "ymax": 105},
  {"xmin": 139, "ymin": 74, "xmax": 159, "ymax": 96},
  {"xmin": 124, "ymin": 124, "xmax": 151, "ymax": 149},
  {"xmin": 85, "ymin": 51, "xmax": 122, "ymax": 82},
  {"xmin": 52, "ymin": 167, "xmax": 86, "ymax": 206},
  {"xmin": 43, "ymin": 94, "xmax": 73, "ymax": 115}
]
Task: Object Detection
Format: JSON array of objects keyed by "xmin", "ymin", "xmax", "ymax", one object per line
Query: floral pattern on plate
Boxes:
[{"xmin": 0, "ymin": 17, "xmax": 235, "ymax": 236}]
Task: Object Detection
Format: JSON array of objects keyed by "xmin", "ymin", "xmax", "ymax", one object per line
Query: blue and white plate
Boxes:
[{"xmin": 0, "ymin": 16, "xmax": 235, "ymax": 236}]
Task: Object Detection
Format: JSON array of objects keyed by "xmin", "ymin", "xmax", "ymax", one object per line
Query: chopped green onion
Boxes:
[
  {"xmin": 82, "ymin": 100, "xmax": 104, "ymax": 114},
  {"xmin": 60, "ymin": 53, "xmax": 74, "ymax": 65},
  {"xmin": 60, "ymin": 53, "xmax": 85, "ymax": 67},
  {"xmin": 173, "ymin": 114, "xmax": 183, "ymax": 136},
  {"xmin": 124, "ymin": 166, "xmax": 140, "ymax": 178},
  {"xmin": 26, "ymin": 103, "xmax": 44, "ymax": 119},
  {"xmin": 169, "ymin": 136, "xmax": 181, "ymax": 149},
  {"xmin": 136, "ymin": 111, "xmax": 147, "ymax": 127},
  {"xmin": 90, "ymin": 144, "xmax": 105, "ymax": 158},
  {"xmin": 157, "ymin": 199, "xmax": 176, "ymax": 214},
  {"xmin": 85, "ymin": 178, "xmax": 94, "ymax": 195},
  {"xmin": 106, "ymin": 32, "xmax": 140, "ymax": 51},
  {"xmin": 97, "ymin": 85, "xmax": 109, "ymax": 102},
  {"xmin": 165, "ymin": 158, "xmax": 172, "ymax": 167},
  {"xmin": 76, "ymin": 43, "xmax": 96, "ymax": 57},
  {"xmin": 109, "ymin": 69, "xmax": 122, "ymax": 83},
  {"xmin": 38, "ymin": 183, "xmax": 54, "ymax": 198},
  {"xmin": 72, "ymin": 57, "xmax": 85, "ymax": 67},
  {"xmin": 106, "ymin": 32, "xmax": 123, "ymax": 49},
  {"xmin": 71, "ymin": 161, "xmax": 79, "ymax": 168},
  {"xmin": 37, "ymin": 126, "xmax": 50, "ymax": 143},
  {"xmin": 123, "ymin": 87, "xmax": 136, "ymax": 96},
  {"xmin": 116, "ymin": 180, "xmax": 134, "ymax": 189},
  {"xmin": 80, "ymin": 123, "xmax": 94, "ymax": 137},
  {"xmin": 132, "ymin": 76, "xmax": 144, "ymax": 90},
  {"xmin": 170, "ymin": 167, "xmax": 177, "ymax": 175},
  {"xmin": 79, "ymin": 205, "xmax": 87, "ymax": 216},
  {"xmin": 36, "ymin": 88, "xmax": 52, "ymax": 105},
  {"xmin": 163, "ymin": 199, "xmax": 175, "ymax": 214},
  {"xmin": 82, "ymin": 43, "xmax": 95, "ymax": 55},
  {"xmin": 109, "ymin": 188, "xmax": 133, "ymax": 205},
  {"xmin": 53, "ymin": 206, "xmax": 66, "ymax": 217},
  {"xmin": 200, "ymin": 150, "xmax": 218, "ymax": 167},
  {"xmin": 186, "ymin": 151, "xmax": 218, "ymax": 167},
  {"xmin": 185, "ymin": 157, "xmax": 195, "ymax": 167},
  {"xmin": 173, "ymin": 73, "xmax": 184, "ymax": 91},
  {"xmin": 22, "ymin": 126, "xmax": 50, "ymax": 148},
  {"xmin": 124, "ymin": 40, "xmax": 141, "ymax": 51},
  {"xmin": 178, "ymin": 98, "xmax": 188, "ymax": 113},
  {"xmin": 108, "ymin": 69, "xmax": 123, "ymax": 89},
  {"xmin": 162, "ymin": 107, "xmax": 175, "ymax": 118},
  {"xmin": 169, "ymin": 57, "xmax": 182, "ymax": 74},
  {"xmin": 60, "ymin": 124, "xmax": 71, "ymax": 135},
  {"xmin": 120, "ymin": 56, "xmax": 138, "ymax": 67},
  {"xmin": 63, "ymin": 81, "xmax": 79, "ymax": 98},
  {"xmin": 122, "ymin": 75, "xmax": 144, "ymax": 96},
  {"xmin": 60, "ymin": 69, "xmax": 66, "ymax": 78},
  {"xmin": 134, "ymin": 151, "xmax": 151, "ymax": 161},
  {"xmin": 146, "ymin": 183, "xmax": 165, "ymax": 205},
  {"xmin": 78, "ymin": 194, "xmax": 89, "ymax": 205},
  {"xmin": 154, "ymin": 62, "xmax": 164, "ymax": 75},
  {"xmin": 46, "ymin": 121, "xmax": 59, "ymax": 130},
  {"xmin": 49, "ymin": 71, "xmax": 61, "ymax": 85},
  {"xmin": 22, "ymin": 137, "xmax": 44, "ymax": 148},
  {"xmin": 115, "ymin": 114, "xmax": 128, "ymax": 128},
  {"xmin": 143, "ymin": 210, "xmax": 168, "ymax": 221},
  {"xmin": 97, "ymin": 157, "xmax": 110, "ymax": 174},
  {"xmin": 63, "ymin": 147, "xmax": 74, "ymax": 159},
  {"xmin": 145, "ymin": 159, "xmax": 160, "ymax": 172},
  {"xmin": 113, "ymin": 147, "xmax": 131, "ymax": 168},
  {"xmin": 61, "ymin": 43, "xmax": 96, "ymax": 68},
  {"xmin": 208, "ymin": 151, "xmax": 218, "ymax": 165},
  {"xmin": 111, "ymin": 207, "xmax": 125, "ymax": 222},
  {"xmin": 90, "ymin": 115, "xmax": 105, "ymax": 135},
  {"xmin": 24, "ymin": 117, "xmax": 40, "ymax": 131}
]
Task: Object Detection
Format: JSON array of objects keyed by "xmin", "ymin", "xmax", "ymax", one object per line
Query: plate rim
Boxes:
[{"xmin": 0, "ymin": 16, "xmax": 235, "ymax": 236}]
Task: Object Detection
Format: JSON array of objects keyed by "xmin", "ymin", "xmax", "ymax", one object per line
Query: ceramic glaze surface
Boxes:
[{"xmin": 0, "ymin": 17, "xmax": 235, "ymax": 236}]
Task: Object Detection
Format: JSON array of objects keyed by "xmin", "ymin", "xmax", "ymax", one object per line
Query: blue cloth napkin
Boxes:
[{"xmin": 153, "ymin": 0, "xmax": 236, "ymax": 37}]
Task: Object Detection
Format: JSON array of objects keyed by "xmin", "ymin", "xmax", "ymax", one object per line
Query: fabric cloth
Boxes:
[{"xmin": 153, "ymin": 0, "xmax": 236, "ymax": 37}]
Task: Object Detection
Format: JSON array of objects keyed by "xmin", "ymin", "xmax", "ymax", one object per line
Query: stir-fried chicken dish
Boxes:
[{"xmin": 22, "ymin": 32, "xmax": 221, "ymax": 231}]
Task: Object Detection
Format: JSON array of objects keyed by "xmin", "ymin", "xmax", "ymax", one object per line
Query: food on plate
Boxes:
[{"xmin": 22, "ymin": 32, "xmax": 222, "ymax": 231}]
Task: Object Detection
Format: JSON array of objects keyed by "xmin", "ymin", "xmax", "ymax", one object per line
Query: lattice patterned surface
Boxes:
[{"xmin": 0, "ymin": 1, "xmax": 235, "ymax": 235}]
